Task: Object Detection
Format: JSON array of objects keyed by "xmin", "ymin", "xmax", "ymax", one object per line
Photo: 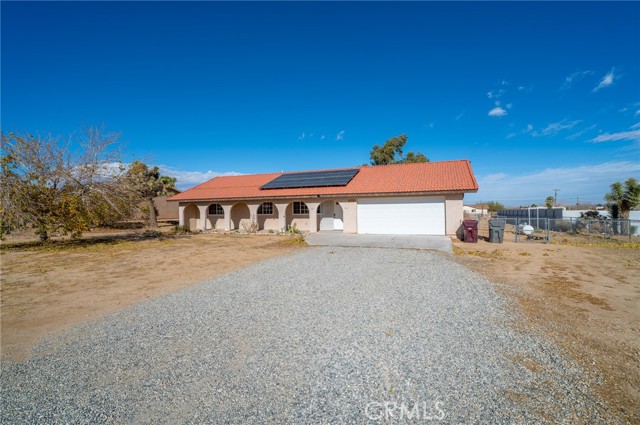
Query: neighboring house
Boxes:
[
  {"xmin": 155, "ymin": 190, "xmax": 180, "ymax": 221},
  {"xmin": 137, "ymin": 188, "xmax": 181, "ymax": 222},
  {"xmin": 463, "ymin": 204, "xmax": 489, "ymax": 216},
  {"xmin": 169, "ymin": 160, "xmax": 478, "ymax": 236}
]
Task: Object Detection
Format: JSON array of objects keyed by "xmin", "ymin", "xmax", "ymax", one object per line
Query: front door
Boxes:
[
  {"xmin": 334, "ymin": 202, "xmax": 344, "ymax": 230},
  {"xmin": 319, "ymin": 201, "xmax": 334, "ymax": 231}
]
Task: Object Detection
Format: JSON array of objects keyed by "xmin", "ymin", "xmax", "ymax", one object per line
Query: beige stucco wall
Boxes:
[
  {"xmin": 206, "ymin": 215, "xmax": 225, "ymax": 230},
  {"xmin": 338, "ymin": 200, "xmax": 358, "ymax": 233},
  {"xmin": 285, "ymin": 203, "xmax": 310, "ymax": 231},
  {"xmin": 258, "ymin": 212, "xmax": 279, "ymax": 231},
  {"xmin": 155, "ymin": 196, "xmax": 179, "ymax": 220},
  {"xmin": 179, "ymin": 192, "xmax": 466, "ymax": 236},
  {"xmin": 445, "ymin": 193, "xmax": 464, "ymax": 236}
]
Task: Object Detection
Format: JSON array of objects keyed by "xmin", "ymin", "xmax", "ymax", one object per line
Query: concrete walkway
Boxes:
[{"xmin": 305, "ymin": 231, "xmax": 453, "ymax": 253}]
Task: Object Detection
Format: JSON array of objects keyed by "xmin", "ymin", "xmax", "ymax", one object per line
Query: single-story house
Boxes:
[
  {"xmin": 463, "ymin": 204, "xmax": 489, "ymax": 216},
  {"xmin": 168, "ymin": 160, "xmax": 478, "ymax": 236},
  {"xmin": 136, "ymin": 188, "xmax": 181, "ymax": 222}
]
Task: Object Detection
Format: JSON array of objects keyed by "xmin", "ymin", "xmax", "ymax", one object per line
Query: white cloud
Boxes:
[
  {"xmin": 566, "ymin": 124, "xmax": 597, "ymax": 140},
  {"xmin": 631, "ymin": 122, "xmax": 640, "ymax": 130},
  {"xmin": 590, "ymin": 130, "xmax": 640, "ymax": 143},
  {"xmin": 467, "ymin": 161, "xmax": 640, "ymax": 205},
  {"xmin": 298, "ymin": 132, "xmax": 306, "ymax": 141},
  {"xmin": 158, "ymin": 165, "xmax": 242, "ymax": 190},
  {"xmin": 593, "ymin": 68, "xmax": 616, "ymax": 92},
  {"xmin": 455, "ymin": 111, "xmax": 465, "ymax": 121},
  {"xmin": 532, "ymin": 119, "xmax": 581, "ymax": 137},
  {"xmin": 505, "ymin": 124, "xmax": 534, "ymax": 139},
  {"xmin": 488, "ymin": 107, "xmax": 507, "ymax": 117},
  {"xmin": 560, "ymin": 70, "xmax": 593, "ymax": 90},
  {"xmin": 336, "ymin": 130, "xmax": 345, "ymax": 141},
  {"xmin": 429, "ymin": 122, "xmax": 435, "ymax": 128},
  {"xmin": 320, "ymin": 135, "xmax": 326, "ymax": 140}
]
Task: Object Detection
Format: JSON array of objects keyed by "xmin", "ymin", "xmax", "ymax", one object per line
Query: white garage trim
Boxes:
[{"xmin": 357, "ymin": 197, "xmax": 446, "ymax": 235}]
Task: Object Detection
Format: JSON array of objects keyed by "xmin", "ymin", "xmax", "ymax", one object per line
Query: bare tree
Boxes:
[{"xmin": 1, "ymin": 127, "xmax": 137, "ymax": 240}]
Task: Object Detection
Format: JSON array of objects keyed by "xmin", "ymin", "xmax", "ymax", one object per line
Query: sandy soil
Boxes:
[
  {"xmin": 1, "ymin": 230, "xmax": 302, "ymax": 361},
  {"xmin": 452, "ymin": 232, "xmax": 640, "ymax": 424}
]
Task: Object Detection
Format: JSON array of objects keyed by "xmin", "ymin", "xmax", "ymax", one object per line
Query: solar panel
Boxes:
[{"xmin": 260, "ymin": 168, "xmax": 359, "ymax": 190}]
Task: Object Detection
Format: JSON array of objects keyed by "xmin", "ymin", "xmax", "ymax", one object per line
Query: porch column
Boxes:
[
  {"xmin": 247, "ymin": 203, "xmax": 260, "ymax": 227},
  {"xmin": 306, "ymin": 202, "xmax": 321, "ymax": 233},
  {"xmin": 222, "ymin": 204, "xmax": 233, "ymax": 231},
  {"xmin": 178, "ymin": 204, "xmax": 186, "ymax": 226},
  {"xmin": 275, "ymin": 203, "xmax": 288, "ymax": 233},
  {"xmin": 197, "ymin": 205, "xmax": 208, "ymax": 230}
]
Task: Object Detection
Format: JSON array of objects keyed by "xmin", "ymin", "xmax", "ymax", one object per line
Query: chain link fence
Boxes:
[{"xmin": 470, "ymin": 216, "xmax": 639, "ymax": 243}]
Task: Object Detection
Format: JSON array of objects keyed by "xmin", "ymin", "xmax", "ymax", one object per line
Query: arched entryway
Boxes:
[
  {"xmin": 230, "ymin": 203, "xmax": 251, "ymax": 230},
  {"xmin": 183, "ymin": 203, "xmax": 200, "ymax": 231},
  {"xmin": 319, "ymin": 200, "xmax": 344, "ymax": 231}
]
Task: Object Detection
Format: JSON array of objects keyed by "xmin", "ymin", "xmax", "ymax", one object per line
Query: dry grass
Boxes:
[
  {"xmin": 1, "ymin": 230, "xmax": 303, "ymax": 361},
  {"xmin": 452, "ymin": 237, "xmax": 640, "ymax": 423}
]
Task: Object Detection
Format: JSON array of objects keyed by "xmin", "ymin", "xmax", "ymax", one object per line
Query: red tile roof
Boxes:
[{"xmin": 169, "ymin": 160, "xmax": 478, "ymax": 202}]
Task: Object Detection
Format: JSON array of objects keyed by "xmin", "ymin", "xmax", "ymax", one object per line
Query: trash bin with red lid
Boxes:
[{"xmin": 462, "ymin": 219, "xmax": 479, "ymax": 243}]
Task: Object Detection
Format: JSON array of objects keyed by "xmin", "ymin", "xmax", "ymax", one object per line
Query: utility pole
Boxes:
[
  {"xmin": 554, "ymin": 189, "xmax": 560, "ymax": 207},
  {"xmin": 576, "ymin": 196, "xmax": 579, "ymax": 206}
]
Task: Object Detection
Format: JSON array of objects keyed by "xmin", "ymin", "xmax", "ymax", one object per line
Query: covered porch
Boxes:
[{"xmin": 178, "ymin": 198, "xmax": 356, "ymax": 233}]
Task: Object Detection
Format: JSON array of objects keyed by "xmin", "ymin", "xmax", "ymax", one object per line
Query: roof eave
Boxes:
[{"xmin": 171, "ymin": 188, "xmax": 478, "ymax": 203}]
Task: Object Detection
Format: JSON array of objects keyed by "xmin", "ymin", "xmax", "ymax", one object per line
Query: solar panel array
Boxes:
[{"xmin": 260, "ymin": 168, "xmax": 360, "ymax": 190}]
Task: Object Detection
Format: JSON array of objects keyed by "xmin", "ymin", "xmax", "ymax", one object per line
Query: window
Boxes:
[
  {"xmin": 257, "ymin": 202, "xmax": 274, "ymax": 215},
  {"xmin": 293, "ymin": 201, "xmax": 308, "ymax": 215},
  {"xmin": 208, "ymin": 204, "xmax": 224, "ymax": 215}
]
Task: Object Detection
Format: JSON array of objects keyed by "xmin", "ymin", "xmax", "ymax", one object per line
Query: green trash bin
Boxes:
[{"xmin": 489, "ymin": 219, "xmax": 505, "ymax": 243}]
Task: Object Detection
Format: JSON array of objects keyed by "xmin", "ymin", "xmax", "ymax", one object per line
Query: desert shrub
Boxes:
[
  {"xmin": 551, "ymin": 220, "xmax": 572, "ymax": 233},
  {"xmin": 241, "ymin": 220, "xmax": 259, "ymax": 234},
  {"xmin": 139, "ymin": 230, "xmax": 163, "ymax": 239},
  {"xmin": 285, "ymin": 234, "xmax": 307, "ymax": 245},
  {"xmin": 287, "ymin": 223, "xmax": 301, "ymax": 234},
  {"xmin": 173, "ymin": 225, "xmax": 191, "ymax": 234},
  {"xmin": 580, "ymin": 210, "xmax": 602, "ymax": 220}
]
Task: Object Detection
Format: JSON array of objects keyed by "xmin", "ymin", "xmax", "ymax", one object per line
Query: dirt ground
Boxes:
[
  {"xmin": 453, "ymin": 229, "xmax": 640, "ymax": 424},
  {"xmin": 2, "ymin": 225, "xmax": 639, "ymax": 422},
  {"xmin": 1, "ymin": 228, "xmax": 302, "ymax": 362}
]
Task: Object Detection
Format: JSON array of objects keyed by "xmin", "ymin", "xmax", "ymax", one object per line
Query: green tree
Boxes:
[
  {"xmin": 605, "ymin": 178, "xmax": 640, "ymax": 219},
  {"xmin": 485, "ymin": 201, "xmax": 505, "ymax": 212},
  {"xmin": 545, "ymin": 196, "xmax": 554, "ymax": 208},
  {"xmin": 1, "ymin": 128, "xmax": 134, "ymax": 241},
  {"xmin": 369, "ymin": 134, "xmax": 428, "ymax": 165},
  {"xmin": 126, "ymin": 161, "xmax": 177, "ymax": 228}
]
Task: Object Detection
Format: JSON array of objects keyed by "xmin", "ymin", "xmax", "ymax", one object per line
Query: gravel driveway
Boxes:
[{"xmin": 1, "ymin": 247, "xmax": 616, "ymax": 424}]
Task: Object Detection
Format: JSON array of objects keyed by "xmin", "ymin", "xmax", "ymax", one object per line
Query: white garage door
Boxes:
[{"xmin": 357, "ymin": 197, "xmax": 445, "ymax": 235}]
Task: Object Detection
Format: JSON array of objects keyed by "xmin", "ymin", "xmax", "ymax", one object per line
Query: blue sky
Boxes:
[{"xmin": 2, "ymin": 2, "xmax": 639, "ymax": 205}]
